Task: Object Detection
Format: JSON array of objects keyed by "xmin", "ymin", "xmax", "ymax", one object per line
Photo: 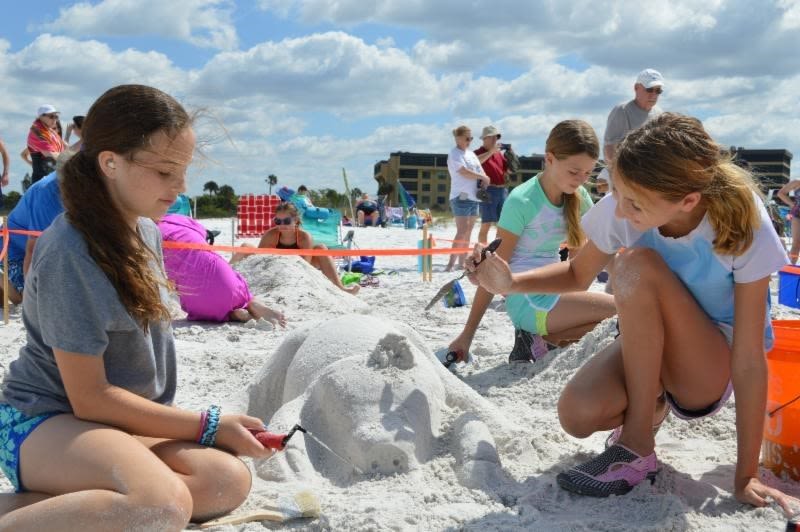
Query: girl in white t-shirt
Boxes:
[{"xmin": 471, "ymin": 113, "xmax": 797, "ymax": 513}]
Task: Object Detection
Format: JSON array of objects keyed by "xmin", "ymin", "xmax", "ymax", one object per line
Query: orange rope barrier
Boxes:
[
  {"xmin": 0, "ymin": 224, "xmax": 9, "ymax": 263},
  {"xmin": 162, "ymin": 241, "xmax": 470, "ymax": 257},
  {"xmin": 1, "ymin": 228, "xmax": 473, "ymax": 257}
]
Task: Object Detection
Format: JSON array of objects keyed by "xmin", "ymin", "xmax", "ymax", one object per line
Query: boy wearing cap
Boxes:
[
  {"xmin": 603, "ymin": 69, "xmax": 664, "ymax": 165},
  {"xmin": 474, "ymin": 125, "xmax": 509, "ymax": 243}
]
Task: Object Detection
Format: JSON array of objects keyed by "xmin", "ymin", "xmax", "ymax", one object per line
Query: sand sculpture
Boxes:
[{"xmin": 246, "ymin": 314, "xmax": 519, "ymax": 489}]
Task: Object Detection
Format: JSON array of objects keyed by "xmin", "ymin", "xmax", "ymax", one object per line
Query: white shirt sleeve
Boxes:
[
  {"xmin": 731, "ymin": 198, "xmax": 790, "ymax": 283},
  {"xmin": 447, "ymin": 148, "xmax": 467, "ymax": 178},
  {"xmin": 581, "ymin": 195, "xmax": 643, "ymax": 254}
]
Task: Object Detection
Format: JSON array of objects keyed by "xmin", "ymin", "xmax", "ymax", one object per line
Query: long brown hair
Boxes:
[
  {"xmin": 614, "ymin": 113, "xmax": 761, "ymax": 255},
  {"xmin": 61, "ymin": 84, "xmax": 192, "ymax": 326},
  {"xmin": 545, "ymin": 120, "xmax": 599, "ymax": 247}
]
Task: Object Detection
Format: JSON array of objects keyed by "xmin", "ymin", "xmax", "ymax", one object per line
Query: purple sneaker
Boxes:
[
  {"xmin": 508, "ymin": 329, "xmax": 551, "ymax": 363},
  {"xmin": 556, "ymin": 444, "xmax": 658, "ymax": 497}
]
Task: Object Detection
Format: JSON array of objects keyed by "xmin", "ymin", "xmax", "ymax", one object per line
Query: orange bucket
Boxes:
[{"xmin": 762, "ymin": 320, "xmax": 800, "ymax": 481}]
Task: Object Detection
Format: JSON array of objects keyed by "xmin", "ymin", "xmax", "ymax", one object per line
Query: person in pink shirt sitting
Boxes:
[{"xmin": 158, "ymin": 214, "xmax": 285, "ymax": 325}]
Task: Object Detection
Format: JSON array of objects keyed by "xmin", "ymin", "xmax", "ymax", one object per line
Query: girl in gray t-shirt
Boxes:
[{"xmin": 0, "ymin": 85, "xmax": 274, "ymax": 531}]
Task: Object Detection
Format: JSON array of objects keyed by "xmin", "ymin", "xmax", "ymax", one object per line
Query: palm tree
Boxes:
[
  {"xmin": 203, "ymin": 180, "xmax": 219, "ymax": 195},
  {"xmin": 351, "ymin": 187, "xmax": 363, "ymax": 199},
  {"xmin": 323, "ymin": 188, "xmax": 340, "ymax": 208},
  {"xmin": 267, "ymin": 174, "xmax": 278, "ymax": 195}
]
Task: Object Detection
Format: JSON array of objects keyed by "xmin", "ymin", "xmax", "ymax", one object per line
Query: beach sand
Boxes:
[{"xmin": 1, "ymin": 218, "xmax": 799, "ymax": 531}]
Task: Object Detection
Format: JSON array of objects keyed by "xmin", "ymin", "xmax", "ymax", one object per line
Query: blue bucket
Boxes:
[{"xmin": 779, "ymin": 266, "xmax": 800, "ymax": 309}]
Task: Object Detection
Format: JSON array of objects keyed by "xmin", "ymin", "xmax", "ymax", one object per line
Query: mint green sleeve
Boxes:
[
  {"xmin": 497, "ymin": 190, "xmax": 529, "ymax": 235},
  {"xmin": 578, "ymin": 186, "xmax": 594, "ymax": 215}
]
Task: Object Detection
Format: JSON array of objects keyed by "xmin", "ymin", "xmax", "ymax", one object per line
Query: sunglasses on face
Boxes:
[
  {"xmin": 273, "ymin": 216, "xmax": 294, "ymax": 225},
  {"xmin": 42, "ymin": 114, "xmax": 59, "ymax": 119},
  {"xmin": 645, "ymin": 87, "xmax": 663, "ymax": 95},
  {"xmin": 463, "ymin": 136, "xmax": 473, "ymax": 141}
]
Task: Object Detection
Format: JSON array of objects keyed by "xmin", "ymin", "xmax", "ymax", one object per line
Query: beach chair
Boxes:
[
  {"xmin": 384, "ymin": 206, "xmax": 404, "ymax": 226},
  {"xmin": 236, "ymin": 194, "xmax": 281, "ymax": 237},
  {"xmin": 167, "ymin": 194, "xmax": 193, "ymax": 216},
  {"xmin": 301, "ymin": 208, "xmax": 345, "ymax": 249}
]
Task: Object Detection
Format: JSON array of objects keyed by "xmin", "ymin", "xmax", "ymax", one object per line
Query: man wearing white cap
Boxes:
[
  {"xmin": 603, "ymin": 68, "xmax": 664, "ymax": 165},
  {"xmin": 600, "ymin": 69, "xmax": 664, "ymax": 293}
]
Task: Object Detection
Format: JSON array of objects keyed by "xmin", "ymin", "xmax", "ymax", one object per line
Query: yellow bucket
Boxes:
[{"xmin": 762, "ymin": 320, "xmax": 800, "ymax": 481}]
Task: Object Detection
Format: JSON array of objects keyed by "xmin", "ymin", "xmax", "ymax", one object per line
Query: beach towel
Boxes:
[{"xmin": 158, "ymin": 214, "xmax": 253, "ymax": 322}]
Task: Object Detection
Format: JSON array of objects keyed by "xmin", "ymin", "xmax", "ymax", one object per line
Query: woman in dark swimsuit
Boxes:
[{"xmin": 258, "ymin": 203, "xmax": 360, "ymax": 294}]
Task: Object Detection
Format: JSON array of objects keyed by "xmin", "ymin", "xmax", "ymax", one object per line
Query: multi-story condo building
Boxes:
[{"xmin": 375, "ymin": 148, "xmax": 793, "ymax": 208}]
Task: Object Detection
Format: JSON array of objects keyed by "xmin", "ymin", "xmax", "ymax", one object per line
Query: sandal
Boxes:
[
  {"xmin": 359, "ymin": 275, "xmax": 380, "ymax": 287},
  {"xmin": 557, "ymin": 444, "xmax": 658, "ymax": 497}
]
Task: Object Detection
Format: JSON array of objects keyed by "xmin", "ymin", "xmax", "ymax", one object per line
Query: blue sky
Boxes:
[{"xmin": 1, "ymin": 0, "xmax": 799, "ymax": 196}]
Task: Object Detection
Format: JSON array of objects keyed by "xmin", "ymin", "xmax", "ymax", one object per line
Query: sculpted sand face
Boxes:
[{"xmin": 246, "ymin": 314, "xmax": 515, "ymax": 488}]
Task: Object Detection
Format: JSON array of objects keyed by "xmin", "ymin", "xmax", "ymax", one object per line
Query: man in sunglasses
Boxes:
[
  {"xmin": 603, "ymin": 68, "xmax": 664, "ymax": 165},
  {"xmin": 600, "ymin": 68, "xmax": 664, "ymax": 294}
]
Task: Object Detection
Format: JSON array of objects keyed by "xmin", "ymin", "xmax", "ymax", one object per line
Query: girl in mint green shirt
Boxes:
[{"xmin": 449, "ymin": 120, "xmax": 616, "ymax": 364}]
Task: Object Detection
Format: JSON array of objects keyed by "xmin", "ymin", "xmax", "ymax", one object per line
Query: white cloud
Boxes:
[
  {"xmin": 259, "ymin": 0, "xmax": 800, "ymax": 77},
  {"xmin": 41, "ymin": 0, "xmax": 238, "ymax": 50},
  {"xmin": 191, "ymin": 32, "xmax": 451, "ymax": 116},
  {"xmin": 778, "ymin": 0, "xmax": 800, "ymax": 29},
  {"xmin": 2, "ymin": 3, "xmax": 799, "ymax": 194},
  {"xmin": 412, "ymin": 40, "xmax": 473, "ymax": 72}
]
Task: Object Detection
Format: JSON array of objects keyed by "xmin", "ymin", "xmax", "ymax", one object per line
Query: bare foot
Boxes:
[
  {"xmin": 343, "ymin": 284, "xmax": 360, "ymax": 295},
  {"xmin": 247, "ymin": 300, "xmax": 287, "ymax": 327}
]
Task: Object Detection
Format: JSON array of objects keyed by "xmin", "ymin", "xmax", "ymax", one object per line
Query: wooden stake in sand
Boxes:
[
  {"xmin": 2, "ymin": 217, "xmax": 9, "ymax": 325},
  {"xmin": 421, "ymin": 226, "xmax": 433, "ymax": 282}
]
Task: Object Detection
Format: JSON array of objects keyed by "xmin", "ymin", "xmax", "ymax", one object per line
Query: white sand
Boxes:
[{"xmin": 1, "ymin": 218, "xmax": 799, "ymax": 530}]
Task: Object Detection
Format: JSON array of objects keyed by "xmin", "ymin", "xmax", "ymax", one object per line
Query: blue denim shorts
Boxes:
[
  {"xmin": 0, "ymin": 404, "xmax": 57, "ymax": 492},
  {"xmin": 7, "ymin": 258, "xmax": 24, "ymax": 293},
  {"xmin": 479, "ymin": 186, "xmax": 508, "ymax": 223},
  {"xmin": 449, "ymin": 197, "xmax": 479, "ymax": 217}
]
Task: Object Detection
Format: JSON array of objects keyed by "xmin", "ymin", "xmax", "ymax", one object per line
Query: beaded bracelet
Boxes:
[
  {"xmin": 195, "ymin": 410, "xmax": 208, "ymax": 443},
  {"xmin": 200, "ymin": 405, "xmax": 221, "ymax": 447}
]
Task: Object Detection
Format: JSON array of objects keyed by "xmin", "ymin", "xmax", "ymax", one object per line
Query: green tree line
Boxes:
[{"xmin": 3, "ymin": 177, "xmax": 367, "ymax": 218}]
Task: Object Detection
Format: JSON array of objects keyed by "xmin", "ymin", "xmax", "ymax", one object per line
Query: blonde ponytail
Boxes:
[{"xmin": 615, "ymin": 113, "xmax": 762, "ymax": 256}]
